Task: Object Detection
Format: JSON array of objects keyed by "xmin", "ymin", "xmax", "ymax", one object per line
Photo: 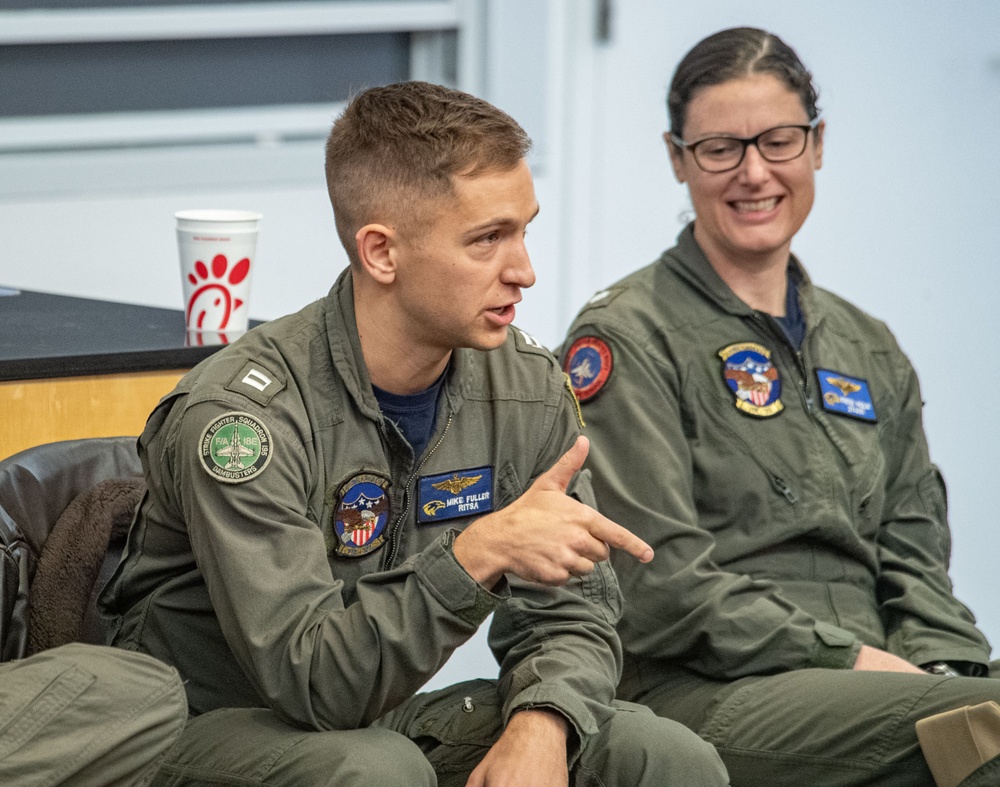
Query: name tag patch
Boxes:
[
  {"xmin": 816, "ymin": 369, "xmax": 877, "ymax": 422},
  {"xmin": 418, "ymin": 466, "xmax": 494, "ymax": 524}
]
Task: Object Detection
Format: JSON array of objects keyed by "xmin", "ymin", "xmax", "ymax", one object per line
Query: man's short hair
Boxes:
[{"xmin": 324, "ymin": 81, "xmax": 532, "ymax": 264}]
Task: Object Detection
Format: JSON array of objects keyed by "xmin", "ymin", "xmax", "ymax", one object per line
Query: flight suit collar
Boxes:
[
  {"xmin": 668, "ymin": 222, "xmax": 820, "ymax": 330},
  {"xmin": 323, "ymin": 269, "xmax": 476, "ymax": 425},
  {"xmin": 325, "ymin": 269, "xmax": 381, "ymax": 421}
]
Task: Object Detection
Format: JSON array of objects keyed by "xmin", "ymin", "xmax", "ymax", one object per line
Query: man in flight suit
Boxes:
[{"xmin": 100, "ymin": 81, "xmax": 729, "ymax": 786}]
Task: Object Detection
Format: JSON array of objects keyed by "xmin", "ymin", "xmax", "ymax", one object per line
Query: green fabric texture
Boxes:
[{"xmin": 0, "ymin": 643, "xmax": 185, "ymax": 786}]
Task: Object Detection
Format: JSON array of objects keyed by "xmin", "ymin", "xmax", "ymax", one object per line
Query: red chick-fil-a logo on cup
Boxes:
[{"xmin": 175, "ymin": 209, "xmax": 262, "ymax": 336}]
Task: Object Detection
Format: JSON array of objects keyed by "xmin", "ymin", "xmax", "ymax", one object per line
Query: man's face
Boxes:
[{"xmin": 390, "ymin": 159, "xmax": 538, "ymax": 353}]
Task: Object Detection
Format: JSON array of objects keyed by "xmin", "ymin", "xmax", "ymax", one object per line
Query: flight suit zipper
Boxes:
[
  {"xmin": 752, "ymin": 311, "xmax": 814, "ymax": 414},
  {"xmin": 380, "ymin": 414, "xmax": 454, "ymax": 570},
  {"xmin": 772, "ymin": 475, "xmax": 799, "ymax": 504},
  {"xmin": 747, "ymin": 311, "xmax": 813, "ymax": 505}
]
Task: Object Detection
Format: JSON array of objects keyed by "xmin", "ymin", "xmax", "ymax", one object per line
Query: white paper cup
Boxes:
[{"xmin": 175, "ymin": 209, "xmax": 262, "ymax": 334}]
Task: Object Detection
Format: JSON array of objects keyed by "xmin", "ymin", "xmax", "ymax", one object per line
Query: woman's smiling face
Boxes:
[{"xmin": 668, "ymin": 72, "xmax": 824, "ymax": 269}]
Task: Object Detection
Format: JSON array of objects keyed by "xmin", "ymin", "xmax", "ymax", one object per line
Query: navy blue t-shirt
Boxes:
[
  {"xmin": 774, "ymin": 271, "xmax": 805, "ymax": 350},
  {"xmin": 372, "ymin": 370, "xmax": 446, "ymax": 458}
]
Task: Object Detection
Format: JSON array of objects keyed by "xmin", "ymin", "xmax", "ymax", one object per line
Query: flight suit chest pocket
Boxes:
[
  {"xmin": 687, "ymin": 386, "xmax": 800, "ymax": 541},
  {"xmin": 813, "ymin": 398, "xmax": 883, "ymax": 471},
  {"xmin": 852, "ymin": 448, "xmax": 886, "ymax": 539}
]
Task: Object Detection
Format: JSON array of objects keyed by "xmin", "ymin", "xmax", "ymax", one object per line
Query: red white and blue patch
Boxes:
[
  {"xmin": 719, "ymin": 342, "xmax": 784, "ymax": 417},
  {"xmin": 816, "ymin": 369, "xmax": 877, "ymax": 422},
  {"xmin": 332, "ymin": 473, "xmax": 390, "ymax": 558},
  {"xmin": 563, "ymin": 336, "xmax": 613, "ymax": 402}
]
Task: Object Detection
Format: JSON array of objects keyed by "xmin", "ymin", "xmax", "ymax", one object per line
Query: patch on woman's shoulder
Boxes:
[
  {"xmin": 563, "ymin": 336, "xmax": 613, "ymax": 402},
  {"xmin": 198, "ymin": 411, "xmax": 273, "ymax": 483}
]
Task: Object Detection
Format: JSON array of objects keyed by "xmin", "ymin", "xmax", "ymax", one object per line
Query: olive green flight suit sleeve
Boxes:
[
  {"xmin": 158, "ymin": 397, "xmax": 501, "ymax": 732},
  {"xmin": 874, "ymin": 344, "xmax": 990, "ymax": 666},
  {"xmin": 487, "ymin": 380, "xmax": 625, "ymax": 749},
  {"xmin": 565, "ymin": 324, "xmax": 859, "ymax": 680}
]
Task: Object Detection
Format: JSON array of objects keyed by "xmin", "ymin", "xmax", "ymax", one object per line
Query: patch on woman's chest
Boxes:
[
  {"xmin": 718, "ymin": 342, "xmax": 784, "ymax": 418},
  {"xmin": 815, "ymin": 369, "xmax": 877, "ymax": 422},
  {"xmin": 417, "ymin": 466, "xmax": 494, "ymax": 524},
  {"xmin": 330, "ymin": 472, "xmax": 391, "ymax": 558}
]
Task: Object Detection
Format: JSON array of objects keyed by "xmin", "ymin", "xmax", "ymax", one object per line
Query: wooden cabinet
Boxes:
[{"xmin": 0, "ymin": 370, "xmax": 185, "ymax": 459}]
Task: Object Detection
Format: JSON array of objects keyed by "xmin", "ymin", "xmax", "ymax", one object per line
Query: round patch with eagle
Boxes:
[{"xmin": 718, "ymin": 342, "xmax": 784, "ymax": 417}]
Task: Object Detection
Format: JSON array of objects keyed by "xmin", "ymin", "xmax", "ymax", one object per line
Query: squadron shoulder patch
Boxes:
[
  {"xmin": 332, "ymin": 473, "xmax": 391, "ymax": 558},
  {"xmin": 816, "ymin": 369, "xmax": 877, "ymax": 422},
  {"xmin": 417, "ymin": 466, "xmax": 494, "ymax": 524},
  {"xmin": 199, "ymin": 412, "xmax": 273, "ymax": 483},
  {"xmin": 719, "ymin": 342, "xmax": 784, "ymax": 418},
  {"xmin": 563, "ymin": 336, "xmax": 613, "ymax": 402}
]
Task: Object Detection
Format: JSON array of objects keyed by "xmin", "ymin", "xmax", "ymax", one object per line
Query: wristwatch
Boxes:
[{"xmin": 922, "ymin": 661, "xmax": 961, "ymax": 678}]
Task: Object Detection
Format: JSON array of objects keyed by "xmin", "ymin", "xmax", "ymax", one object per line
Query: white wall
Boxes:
[{"xmin": 1, "ymin": 183, "xmax": 344, "ymax": 320}]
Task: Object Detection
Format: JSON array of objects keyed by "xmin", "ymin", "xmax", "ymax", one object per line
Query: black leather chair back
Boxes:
[{"xmin": 0, "ymin": 437, "xmax": 141, "ymax": 660}]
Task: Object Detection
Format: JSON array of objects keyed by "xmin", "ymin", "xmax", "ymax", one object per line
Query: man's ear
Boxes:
[
  {"xmin": 355, "ymin": 223, "xmax": 396, "ymax": 285},
  {"xmin": 664, "ymin": 132, "xmax": 687, "ymax": 184}
]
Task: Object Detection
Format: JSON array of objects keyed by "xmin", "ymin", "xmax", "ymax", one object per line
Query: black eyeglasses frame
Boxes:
[{"xmin": 669, "ymin": 115, "xmax": 822, "ymax": 173}]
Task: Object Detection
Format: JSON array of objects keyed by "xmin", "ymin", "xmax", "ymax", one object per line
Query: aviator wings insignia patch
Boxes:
[
  {"xmin": 418, "ymin": 466, "xmax": 493, "ymax": 524},
  {"xmin": 431, "ymin": 474, "xmax": 483, "ymax": 495},
  {"xmin": 816, "ymin": 369, "xmax": 877, "ymax": 422}
]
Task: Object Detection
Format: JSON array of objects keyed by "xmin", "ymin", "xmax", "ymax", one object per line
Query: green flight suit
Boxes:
[
  {"xmin": 0, "ymin": 643, "xmax": 186, "ymax": 786},
  {"xmin": 560, "ymin": 225, "xmax": 1000, "ymax": 787},
  {"xmin": 101, "ymin": 269, "xmax": 727, "ymax": 786}
]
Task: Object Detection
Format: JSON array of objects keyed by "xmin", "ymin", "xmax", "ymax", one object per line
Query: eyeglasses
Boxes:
[{"xmin": 670, "ymin": 116, "xmax": 822, "ymax": 173}]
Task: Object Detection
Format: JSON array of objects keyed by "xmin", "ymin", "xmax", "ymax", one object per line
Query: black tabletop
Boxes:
[{"xmin": 0, "ymin": 288, "xmax": 260, "ymax": 382}]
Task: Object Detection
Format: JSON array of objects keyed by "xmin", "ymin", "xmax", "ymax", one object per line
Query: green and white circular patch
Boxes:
[{"xmin": 199, "ymin": 412, "xmax": 273, "ymax": 484}]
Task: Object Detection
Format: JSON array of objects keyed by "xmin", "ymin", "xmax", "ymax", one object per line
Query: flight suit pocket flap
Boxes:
[{"xmin": 814, "ymin": 620, "xmax": 856, "ymax": 647}]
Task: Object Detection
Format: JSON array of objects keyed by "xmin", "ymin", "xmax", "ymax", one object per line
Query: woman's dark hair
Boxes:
[{"xmin": 668, "ymin": 27, "xmax": 820, "ymax": 137}]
